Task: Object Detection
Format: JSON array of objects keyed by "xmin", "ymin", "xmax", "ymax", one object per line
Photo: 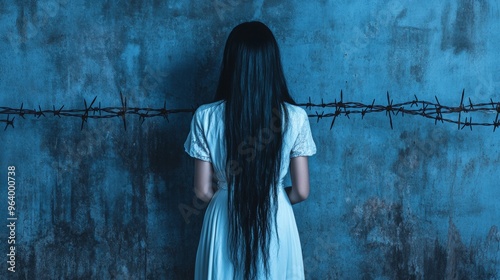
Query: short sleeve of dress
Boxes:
[
  {"xmin": 290, "ymin": 110, "xmax": 317, "ymax": 158},
  {"xmin": 184, "ymin": 110, "xmax": 211, "ymax": 162}
]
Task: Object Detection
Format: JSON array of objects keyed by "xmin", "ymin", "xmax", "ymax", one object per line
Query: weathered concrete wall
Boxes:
[{"xmin": 0, "ymin": 0, "xmax": 499, "ymax": 279}]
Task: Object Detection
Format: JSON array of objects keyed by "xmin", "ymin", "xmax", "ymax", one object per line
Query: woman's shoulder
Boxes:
[
  {"xmin": 283, "ymin": 102, "xmax": 309, "ymax": 120},
  {"xmin": 194, "ymin": 100, "xmax": 225, "ymax": 116}
]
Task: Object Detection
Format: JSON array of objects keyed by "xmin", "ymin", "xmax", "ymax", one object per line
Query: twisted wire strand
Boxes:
[{"xmin": 1, "ymin": 90, "xmax": 499, "ymax": 131}]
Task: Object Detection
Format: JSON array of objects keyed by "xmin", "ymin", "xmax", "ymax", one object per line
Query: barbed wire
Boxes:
[
  {"xmin": 1, "ymin": 90, "xmax": 499, "ymax": 131},
  {"xmin": 300, "ymin": 90, "xmax": 500, "ymax": 131}
]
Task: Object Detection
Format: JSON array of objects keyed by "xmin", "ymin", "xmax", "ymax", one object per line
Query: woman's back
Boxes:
[
  {"xmin": 187, "ymin": 100, "xmax": 315, "ymax": 189},
  {"xmin": 185, "ymin": 100, "xmax": 316, "ymax": 279}
]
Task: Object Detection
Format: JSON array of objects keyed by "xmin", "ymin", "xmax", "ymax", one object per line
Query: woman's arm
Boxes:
[
  {"xmin": 285, "ymin": 156, "xmax": 311, "ymax": 204},
  {"xmin": 193, "ymin": 159, "xmax": 215, "ymax": 202}
]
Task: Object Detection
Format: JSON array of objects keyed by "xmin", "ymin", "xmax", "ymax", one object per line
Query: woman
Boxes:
[{"xmin": 184, "ymin": 21, "xmax": 316, "ymax": 280}]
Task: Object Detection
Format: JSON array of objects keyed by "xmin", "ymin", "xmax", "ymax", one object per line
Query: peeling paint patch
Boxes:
[
  {"xmin": 441, "ymin": 0, "xmax": 489, "ymax": 54},
  {"xmin": 388, "ymin": 26, "xmax": 430, "ymax": 84},
  {"xmin": 392, "ymin": 129, "xmax": 450, "ymax": 193},
  {"xmin": 442, "ymin": 220, "xmax": 498, "ymax": 279},
  {"xmin": 453, "ymin": 0, "xmax": 476, "ymax": 53},
  {"xmin": 350, "ymin": 197, "xmax": 419, "ymax": 278},
  {"xmin": 350, "ymin": 198, "xmax": 499, "ymax": 279}
]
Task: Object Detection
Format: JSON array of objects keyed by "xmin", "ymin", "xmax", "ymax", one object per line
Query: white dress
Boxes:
[{"xmin": 184, "ymin": 100, "xmax": 316, "ymax": 280}]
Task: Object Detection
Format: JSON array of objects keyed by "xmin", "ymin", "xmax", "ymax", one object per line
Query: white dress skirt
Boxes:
[{"xmin": 184, "ymin": 100, "xmax": 317, "ymax": 280}]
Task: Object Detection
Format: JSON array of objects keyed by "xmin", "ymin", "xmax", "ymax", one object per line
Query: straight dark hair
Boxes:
[{"xmin": 214, "ymin": 21, "xmax": 296, "ymax": 279}]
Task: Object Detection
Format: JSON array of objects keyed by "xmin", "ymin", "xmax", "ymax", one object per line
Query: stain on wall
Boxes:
[
  {"xmin": 0, "ymin": 0, "xmax": 499, "ymax": 279},
  {"xmin": 389, "ymin": 26, "xmax": 430, "ymax": 84},
  {"xmin": 441, "ymin": 0, "xmax": 489, "ymax": 54}
]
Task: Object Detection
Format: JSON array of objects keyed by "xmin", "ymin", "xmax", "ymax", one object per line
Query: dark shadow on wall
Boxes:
[{"xmin": 32, "ymin": 52, "xmax": 217, "ymax": 278}]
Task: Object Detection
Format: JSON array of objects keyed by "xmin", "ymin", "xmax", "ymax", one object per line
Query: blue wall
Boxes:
[{"xmin": 1, "ymin": 0, "xmax": 499, "ymax": 279}]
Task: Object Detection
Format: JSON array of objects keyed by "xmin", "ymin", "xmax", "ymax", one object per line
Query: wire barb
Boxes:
[
  {"xmin": 53, "ymin": 105, "xmax": 64, "ymax": 118},
  {"xmin": 35, "ymin": 105, "xmax": 45, "ymax": 118},
  {"xmin": 118, "ymin": 92, "xmax": 127, "ymax": 131},
  {"xmin": 3, "ymin": 115, "xmax": 14, "ymax": 131},
  {"xmin": 386, "ymin": 91, "xmax": 394, "ymax": 129},
  {"xmin": 19, "ymin": 103, "xmax": 25, "ymax": 119}
]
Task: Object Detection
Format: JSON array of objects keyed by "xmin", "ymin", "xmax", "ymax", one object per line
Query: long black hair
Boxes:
[{"xmin": 214, "ymin": 21, "xmax": 296, "ymax": 279}]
